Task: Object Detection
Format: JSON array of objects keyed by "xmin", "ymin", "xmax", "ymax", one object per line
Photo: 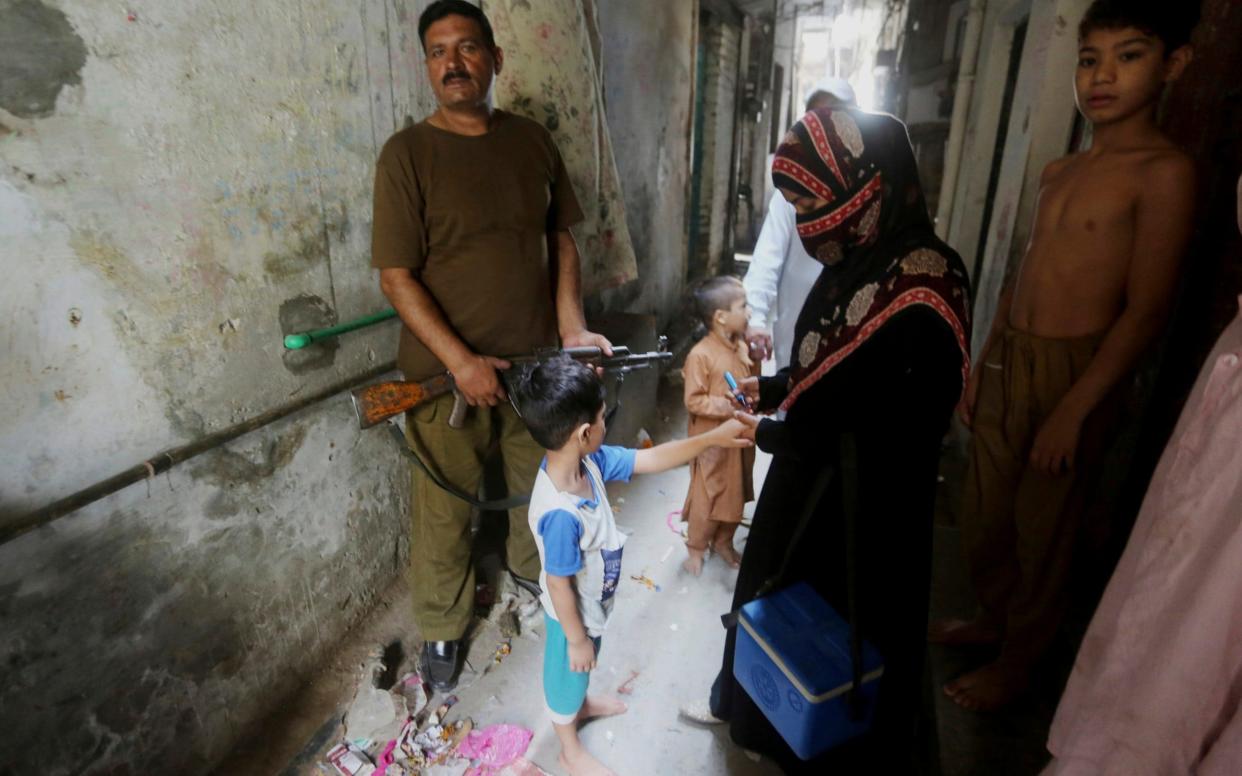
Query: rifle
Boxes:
[{"xmin": 350, "ymin": 340, "xmax": 673, "ymax": 430}]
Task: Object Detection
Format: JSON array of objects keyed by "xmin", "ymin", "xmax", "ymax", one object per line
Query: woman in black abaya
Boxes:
[{"xmin": 701, "ymin": 106, "xmax": 972, "ymax": 773}]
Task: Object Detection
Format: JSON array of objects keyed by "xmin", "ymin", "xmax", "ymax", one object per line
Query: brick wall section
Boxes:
[{"xmin": 695, "ymin": 17, "xmax": 742, "ymax": 279}]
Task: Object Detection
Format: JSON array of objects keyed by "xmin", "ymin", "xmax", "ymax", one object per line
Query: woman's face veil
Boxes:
[
  {"xmin": 769, "ymin": 108, "xmax": 972, "ymax": 412},
  {"xmin": 772, "ymin": 108, "xmax": 886, "ymax": 268}
]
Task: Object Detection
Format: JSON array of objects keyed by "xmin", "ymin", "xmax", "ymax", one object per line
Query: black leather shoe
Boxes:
[{"xmin": 420, "ymin": 640, "xmax": 460, "ymax": 693}]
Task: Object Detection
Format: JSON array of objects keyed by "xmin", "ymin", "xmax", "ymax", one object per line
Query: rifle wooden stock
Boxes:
[
  {"xmin": 351, "ymin": 374, "xmax": 455, "ymax": 429},
  {"xmin": 349, "ymin": 346, "xmax": 672, "ymax": 429}
]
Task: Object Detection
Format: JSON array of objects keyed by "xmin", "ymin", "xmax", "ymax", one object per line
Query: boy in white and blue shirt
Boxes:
[{"xmin": 513, "ymin": 355, "xmax": 752, "ymax": 776}]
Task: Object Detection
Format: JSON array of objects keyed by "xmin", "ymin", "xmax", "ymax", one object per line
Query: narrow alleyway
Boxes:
[
  {"xmin": 217, "ymin": 379, "xmax": 781, "ymax": 776},
  {"xmin": 7, "ymin": 3, "xmax": 1240, "ymax": 773},
  {"xmin": 216, "ymin": 377, "xmax": 1068, "ymax": 776}
]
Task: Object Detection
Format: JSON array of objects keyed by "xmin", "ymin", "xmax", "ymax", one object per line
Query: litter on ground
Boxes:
[
  {"xmin": 617, "ymin": 670, "xmax": 640, "ymax": 695},
  {"xmin": 630, "ymin": 573, "xmax": 661, "ymax": 592},
  {"xmin": 457, "ymin": 723, "xmax": 534, "ymax": 776},
  {"xmin": 327, "ymin": 742, "xmax": 375, "ymax": 776}
]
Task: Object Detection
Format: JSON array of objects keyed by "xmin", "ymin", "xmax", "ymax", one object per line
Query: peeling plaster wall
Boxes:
[
  {"xmin": 1, "ymin": 0, "xmax": 435, "ymax": 511},
  {"xmin": 591, "ymin": 0, "xmax": 696, "ymax": 327},
  {"xmin": 0, "ymin": 0, "xmax": 437, "ymax": 772},
  {"xmin": 0, "ymin": 405, "xmax": 407, "ymax": 774}
]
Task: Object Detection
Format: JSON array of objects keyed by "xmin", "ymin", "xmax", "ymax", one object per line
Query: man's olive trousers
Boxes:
[{"xmin": 404, "ymin": 393, "xmax": 543, "ymax": 641}]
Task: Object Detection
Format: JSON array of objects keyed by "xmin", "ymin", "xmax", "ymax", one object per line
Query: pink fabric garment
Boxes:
[
  {"xmin": 458, "ymin": 724, "xmax": 534, "ymax": 776},
  {"xmin": 1045, "ymin": 300, "xmax": 1242, "ymax": 776}
]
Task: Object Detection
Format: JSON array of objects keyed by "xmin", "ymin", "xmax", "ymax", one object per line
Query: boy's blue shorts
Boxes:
[{"xmin": 544, "ymin": 613, "xmax": 602, "ymax": 724}]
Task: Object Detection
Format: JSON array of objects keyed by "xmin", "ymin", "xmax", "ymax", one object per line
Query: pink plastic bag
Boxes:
[
  {"xmin": 457, "ymin": 724, "xmax": 534, "ymax": 776},
  {"xmin": 373, "ymin": 737, "xmax": 398, "ymax": 775}
]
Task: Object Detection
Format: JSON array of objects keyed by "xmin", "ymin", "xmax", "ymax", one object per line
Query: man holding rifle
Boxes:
[{"xmin": 371, "ymin": 0, "xmax": 610, "ymax": 691}]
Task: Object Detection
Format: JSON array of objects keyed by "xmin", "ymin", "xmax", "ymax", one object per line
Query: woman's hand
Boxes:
[
  {"xmin": 732, "ymin": 411, "xmax": 760, "ymax": 443},
  {"xmin": 737, "ymin": 376, "xmax": 761, "ymax": 408},
  {"xmin": 707, "ymin": 417, "xmax": 755, "ymax": 448}
]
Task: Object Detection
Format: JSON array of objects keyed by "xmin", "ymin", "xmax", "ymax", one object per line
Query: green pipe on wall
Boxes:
[{"xmin": 283, "ymin": 308, "xmax": 398, "ymax": 349}]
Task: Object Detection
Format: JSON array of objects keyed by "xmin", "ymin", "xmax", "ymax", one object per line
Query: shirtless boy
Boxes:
[{"xmin": 930, "ymin": 0, "xmax": 1199, "ymax": 711}]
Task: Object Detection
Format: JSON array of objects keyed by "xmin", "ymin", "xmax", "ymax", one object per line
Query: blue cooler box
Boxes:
[{"xmin": 734, "ymin": 582, "xmax": 885, "ymax": 760}]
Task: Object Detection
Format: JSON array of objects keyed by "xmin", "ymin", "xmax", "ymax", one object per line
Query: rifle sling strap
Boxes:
[{"xmin": 385, "ymin": 423, "xmax": 531, "ymax": 512}]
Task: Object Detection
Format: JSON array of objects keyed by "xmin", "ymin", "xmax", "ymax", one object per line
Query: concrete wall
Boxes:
[
  {"xmin": 591, "ymin": 0, "xmax": 697, "ymax": 327},
  {"xmin": 0, "ymin": 0, "xmax": 710, "ymax": 770},
  {"xmin": 0, "ymin": 1, "xmax": 437, "ymax": 772}
]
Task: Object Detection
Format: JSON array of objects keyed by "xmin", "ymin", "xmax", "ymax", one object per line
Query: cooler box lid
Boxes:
[{"xmin": 738, "ymin": 582, "xmax": 884, "ymax": 702}]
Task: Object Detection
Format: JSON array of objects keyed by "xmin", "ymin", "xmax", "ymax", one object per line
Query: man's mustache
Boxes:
[{"xmin": 443, "ymin": 70, "xmax": 470, "ymax": 84}]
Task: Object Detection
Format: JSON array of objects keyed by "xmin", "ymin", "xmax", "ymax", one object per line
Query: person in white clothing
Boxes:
[{"xmin": 743, "ymin": 78, "xmax": 857, "ymax": 367}]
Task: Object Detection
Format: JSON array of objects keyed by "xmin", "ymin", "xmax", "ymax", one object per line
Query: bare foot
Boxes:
[
  {"xmin": 580, "ymin": 694, "xmax": 628, "ymax": 720},
  {"xmin": 943, "ymin": 662, "xmax": 1027, "ymax": 711},
  {"xmin": 559, "ymin": 747, "xmax": 617, "ymax": 776},
  {"xmin": 682, "ymin": 549, "xmax": 705, "ymax": 576},
  {"xmin": 927, "ymin": 617, "xmax": 1001, "ymax": 646},
  {"xmin": 713, "ymin": 541, "xmax": 741, "ymax": 569}
]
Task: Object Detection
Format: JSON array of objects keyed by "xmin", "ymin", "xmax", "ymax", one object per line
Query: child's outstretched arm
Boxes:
[
  {"xmin": 546, "ymin": 574, "xmax": 596, "ymax": 672},
  {"xmin": 633, "ymin": 417, "xmax": 753, "ymax": 474}
]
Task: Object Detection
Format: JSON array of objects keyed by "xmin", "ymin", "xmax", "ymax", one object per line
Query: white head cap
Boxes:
[{"xmin": 807, "ymin": 77, "xmax": 857, "ymax": 108}]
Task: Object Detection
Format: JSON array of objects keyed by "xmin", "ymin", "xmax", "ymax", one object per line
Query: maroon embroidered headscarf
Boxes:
[{"xmin": 772, "ymin": 107, "xmax": 972, "ymax": 410}]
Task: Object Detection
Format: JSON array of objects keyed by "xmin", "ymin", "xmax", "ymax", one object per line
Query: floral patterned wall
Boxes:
[{"xmin": 486, "ymin": 0, "xmax": 639, "ymax": 294}]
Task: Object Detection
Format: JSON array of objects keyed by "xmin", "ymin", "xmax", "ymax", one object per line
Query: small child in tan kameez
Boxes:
[{"xmin": 681, "ymin": 277, "xmax": 758, "ymax": 576}]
